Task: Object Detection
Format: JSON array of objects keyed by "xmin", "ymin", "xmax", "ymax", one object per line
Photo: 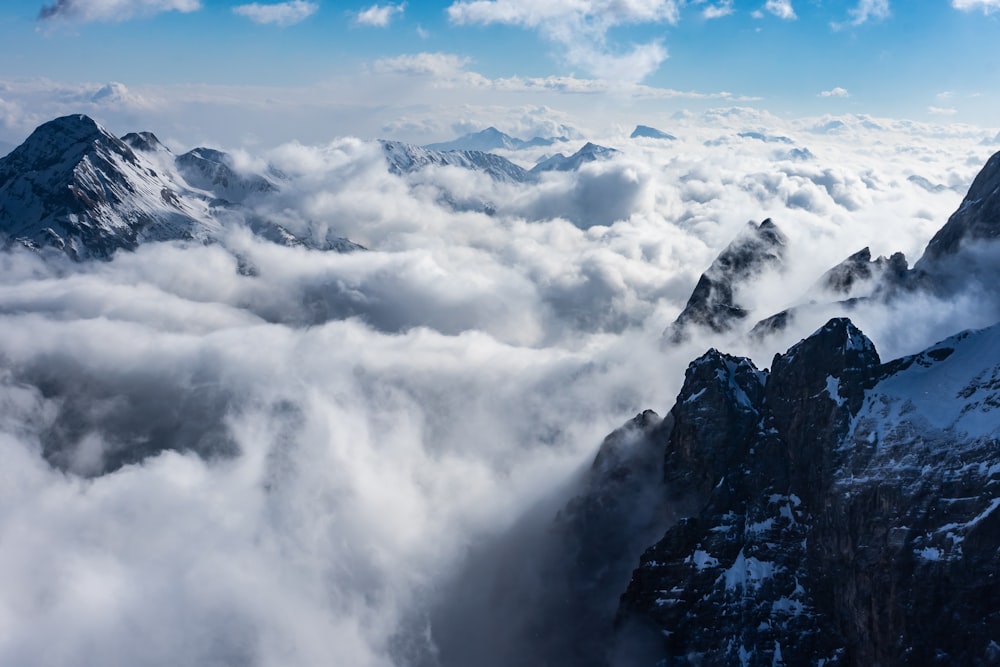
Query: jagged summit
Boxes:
[
  {"xmin": 666, "ymin": 218, "xmax": 787, "ymax": 342},
  {"xmin": 916, "ymin": 149, "xmax": 1000, "ymax": 267},
  {"xmin": 605, "ymin": 316, "xmax": 1000, "ymax": 664},
  {"xmin": 1, "ymin": 114, "xmax": 133, "ymax": 174},
  {"xmin": 0, "ymin": 114, "xmax": 207, "ymax": 259},
  {"xmin": 0, "ymin": 114, "xmax": 359, "ymax": 260}
]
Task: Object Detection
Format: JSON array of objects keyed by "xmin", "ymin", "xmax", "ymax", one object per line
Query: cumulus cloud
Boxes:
[
  {"xmin": 355, "ymin": 2, "xmax": 406, "ymax": 27},
  {"xmin": 446, "ymin": 0, "xmax": 680, "ymax": 82},
  {"xmin": 952, "ymin": 0, "xmax": 1000, "ymax": 12},
  {"xmin": 38, "ymin": 0, "xmax": 200, "ymax": 23},
  {"xmin": 232, "ymin": 0, "xmax": 318, "ymax": 26},
  {"xmin": 763, "ymin": 0, "xmax": 796, "ymax": 20},
  {"xmin": 819, "ymin": 87, "xmax": 850, "ymax": 98}
]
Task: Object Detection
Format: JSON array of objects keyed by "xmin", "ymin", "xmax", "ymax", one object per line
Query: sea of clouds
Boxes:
[{"xmin": 0, "ymin": 106, "xmax": 997, "ymax": 666}]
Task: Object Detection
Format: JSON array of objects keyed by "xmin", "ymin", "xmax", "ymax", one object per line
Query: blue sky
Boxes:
[{"xmin": 0, "ymin": 0, "xmax": 999, "ymax": 145}]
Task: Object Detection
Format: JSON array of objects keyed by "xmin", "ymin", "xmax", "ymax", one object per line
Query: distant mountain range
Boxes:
[
  {"xmin": 0, "ymin": 115, "xmax": 625, "ymax": 260},
  {"xmin": 382, "ymin": 139, "xmax": 620, "ymax": 183},
  {"xmin": 423, "ymin": 126, "xmax": 568, "ymax": 152}
]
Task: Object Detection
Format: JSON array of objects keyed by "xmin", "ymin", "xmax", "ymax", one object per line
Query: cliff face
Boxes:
[{"xmin": 616, "ymin": 318, "xmax": 1000, "ymax": 666}]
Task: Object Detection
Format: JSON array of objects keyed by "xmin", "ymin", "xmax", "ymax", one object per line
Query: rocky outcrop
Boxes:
[
  {"xmin": 667, "ymin": 219, "xmax": 787, "ymax": 342},
  {"xmin": 614, "ymin": 317, "xmax": 1000, "ymax": 665},
  {"xmin": 917, "ymin": 150, "xmax": 1000, "ymax": 266}
]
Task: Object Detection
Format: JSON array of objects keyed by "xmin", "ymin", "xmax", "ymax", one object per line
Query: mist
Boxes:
[{"xmin": 1, "ymin": 108, "xmax": 998, "ymax": 666}]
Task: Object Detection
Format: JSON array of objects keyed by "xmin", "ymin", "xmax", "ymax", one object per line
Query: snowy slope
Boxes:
[
  {"xmin": 380, "ymin": 139, "xmax": 531, "ymax": 183},
  {"xmin": 607, "ymin": 317, "xmax": 1000, "ymax": 665},
  {"xmin": 0, "ymin": 114, "xmax": 359, "ymax": 259},
  {"xmin": 0, "ymin": 114, "xmax": 218, "ymax": 259}
]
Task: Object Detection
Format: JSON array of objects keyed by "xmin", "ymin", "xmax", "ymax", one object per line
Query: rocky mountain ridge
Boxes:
[
  {"xmin": 667, "ymin": 148, "xmax": 1000, "ymax": 343},
  {"xmin": 609, "ymin": 316, "xmax": 1000, "ymax": 665},
  {"xmin": 0, "ymin": 114, "xmax": 358, "ymax": 259}
]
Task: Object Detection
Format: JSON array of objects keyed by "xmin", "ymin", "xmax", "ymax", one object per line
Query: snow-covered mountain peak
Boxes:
[{"xmin": 1, "ymin": 114, "xmax": 136, "ymax": 176}]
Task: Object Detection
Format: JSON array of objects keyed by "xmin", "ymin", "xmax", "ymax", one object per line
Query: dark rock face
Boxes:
[
  {"xmin": 615, "ymin": 317, "xmax": 1000, "ymax": 665},
  {"xmin": 667, "ymin": 219, "xmax": 786, "ymax": 342},
  {"xmin": 176, "ymin": 147, "xmax": 278, "ymax": 204},
  {"xmin": 0, "ymin": 114, "xmax": 363, "ymax": 260},
  {"xmin": 121, "ymin": 131, "xmax": 168, "ymax": 153},
  {"xmin": 917, "ymin": 149, "xmax": 1000, "ymax": 266},
  {"xmin": 817, "ymin": 247, "xmax": 910, "ymax": 298}
]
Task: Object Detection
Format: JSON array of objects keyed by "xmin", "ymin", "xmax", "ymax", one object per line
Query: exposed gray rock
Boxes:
[
  {"xmin": 666, "ymin": 219, "xmax": 787, "ymax": 342},
  {"xmin": 615, "ymin": 317, "xmax": 1000, "ymax": 665}
]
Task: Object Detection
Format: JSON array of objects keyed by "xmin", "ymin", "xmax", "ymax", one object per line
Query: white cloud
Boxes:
[
  {"xmin": 952, "ymin": 0, "xmax": 1000, "ymax": 12},
  {"xmin": 701, "ymin": 0, "xmax": 734, "ymax": 20},
  {"xmin": 819, "ymin": 87, "xmax": 850, "ymax": 98},
  {"xmin": 446, "ymin": 0, "xmax": 680, "ymax": 82},
  {"xmin": 1, "ymin": 105, "xmax": 997, "ymax": 667},
  {"xmin": 232, "ymin": 0, "xmax": 317, "ymax": 26},
  {"xmin": 374, "ymin": 52, "xmax": 473, "ymax": 78},
  {"xmin": 833, "ymin": 0, "xmax": 890, "ymax": 28},
  {"xmin": 928, "ymin": 106, "xmax": 958, "ymax": 116},
  {"xmin": 763, "ymin": 0, "xmax": 796, "ymax": 20},
  {"xmin": 355, "ymin": 2, "xmax": 406, "ymax": 27},
  {"xmin": 38, "ymin": 0, "xmax": 200, "ymax": 23}
]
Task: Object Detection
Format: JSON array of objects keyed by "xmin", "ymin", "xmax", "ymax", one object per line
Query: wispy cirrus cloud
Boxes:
[
  {"xmin": 232, "ymin": 0, "xmax": 317, "ymax": 26},
  {"xmin": 38, "ymin": 0, "xmax": 200, "ymax": 24},
  {"xmin": 446, "ymin": 0, "xmax": 680, "ymax": 83},
  {"xmin": 951, "ymin": 0, "xmax": 1000, "ymax": 12},
  {"xmin": 355, "ymin": 2, "xmax": 405, "ymax": 27}
]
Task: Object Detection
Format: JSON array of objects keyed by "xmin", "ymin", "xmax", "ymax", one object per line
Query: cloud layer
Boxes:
[{"xmin": 0, "ymin": 106, "xmax": 998, "ymax": 666}]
